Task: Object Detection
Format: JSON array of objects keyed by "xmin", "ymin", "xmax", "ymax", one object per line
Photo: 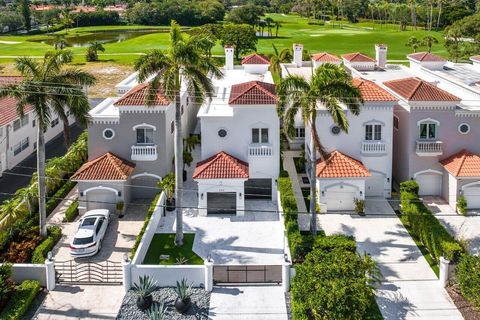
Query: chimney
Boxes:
[
  {"xmin": 293, "ymin": 44, "xmax": 303, "ymax": 67},
  {"xmin": 224, "ymin": 45, "xmax": 234, "ymax": 70},
  {"xmin": 375, "ymin": 44, "xmax": 387, "ymax": 69}
]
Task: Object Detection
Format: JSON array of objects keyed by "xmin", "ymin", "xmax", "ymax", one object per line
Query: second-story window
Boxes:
[
  {"xmin": 252, "ymin": 128, "xmax": 268, "ymax": 143},
  {"xmin": 136, "ymin": 128, "xmax": 154, "ymax": 144},
  {"xmin": 295, "ymin": 127, "xmax": 305, "ymax": 138},
  {"xmin": 419, "ymin": 122, "xmax": 436, "ymax": 140},
  {"xmin": 13, "ymin": 114, "xmax": 29, "ymax": 131},
  {"xmin": 365, "ymin": 124, "xmax": 382, "ymax": 141}
]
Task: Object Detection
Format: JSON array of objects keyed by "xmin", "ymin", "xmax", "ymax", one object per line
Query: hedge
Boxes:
[
  {"xmin": 31, "ymin": 225, "xmax": 62, "ymax": 264},
  {"xmin": 399, "ymin": 181, "xmax": 463, "ymax": 263},
  {"xmin": 64, "ymin": 200, "xmax": 79, "ymax": 222},
  {"xmin": 0, "ymin": 280, "xmax": 40, "ymax": 320},
  {"xmin": 130, "ymin": 192, "xmax": 161, "ymax": 259},
  {"xmin": 456, "ymin": 255, "xmax": 480, "ymax": 308}
]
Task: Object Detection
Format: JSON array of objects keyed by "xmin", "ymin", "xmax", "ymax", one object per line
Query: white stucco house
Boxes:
[{"xmin": 193, "ymin": 49, "xmax": 280, "ymax": 216}]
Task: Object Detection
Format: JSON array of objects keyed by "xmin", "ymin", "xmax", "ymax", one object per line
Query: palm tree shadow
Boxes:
[{"xmin": 376, "ymin": 286, "xmax": 416, "ymax": 320}]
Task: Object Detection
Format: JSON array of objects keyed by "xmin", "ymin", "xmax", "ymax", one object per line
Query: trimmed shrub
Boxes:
[
  {"xmin": 0, "ymin": 263, "xmax": 14, "ymax": 310},
  {"xmin": 457, "ymin": 195, "xmax": 467, "ymax": 215},
  {"xmin": 0, "ymin": 280, "xmax": 40, "ymax": 320},
  {"xmin": 64, "ymin": 200, "xmax": 79, "ymax": 222},
  {"xmin": 130, "ymin": 192, "xmax": 161, "ymax": 259},
  {"xmin": 313, "ymin": 234, "xmax": 356, "ymax": 253},
  {"xmin": 400, "ymin": 180, "xmax": 419, "ymax": 196},
  {"xmin": 31, "ymin": 226, "xmax": 62, "ymax": 264},
  {"xmin": 456, "ymin": 255, "xmax": 480, "ymax": 308}
]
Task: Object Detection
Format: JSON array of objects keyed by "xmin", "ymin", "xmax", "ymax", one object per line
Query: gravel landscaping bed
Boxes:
[
  {"xmin": 447, "ymin": 284, "xmax": 480, "ymax": 320},
  {"xmin": 117, "ymin": 287, "xmax": 210, "ymax": 320}
]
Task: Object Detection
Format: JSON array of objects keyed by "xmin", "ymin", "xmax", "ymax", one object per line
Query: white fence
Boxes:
[
  {"xmin": 131, "ymin": 264, "xmax": 206, "ymax": 287},
  {"xmin": 1, "ymin": 261, "xmax": 55, "ymax": 290}
]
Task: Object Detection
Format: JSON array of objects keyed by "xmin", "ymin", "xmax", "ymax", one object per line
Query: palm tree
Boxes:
[
  {"xmin": 0, "ymin": 50, "xmax": 95, "ymax": 237},
  {"xmin": 265, "ymin": 17, "xmax": 274, "ymax": 37},
  {"xmin": 270, "ymin": 44, "xmax": 293, "ymax": 77},
  {"xmin": 406, "ymin": 36, "xmax": 421, "ymax": 52},
  {"xmin": 277, "ymin": 63, "xmax": 363, "ymax": 234},
  {"xmin": 134, "ymin": 21, "xmax": 222, "ymax": 246},
  {"xmin": 274, "ymin": 21, "xmax": 282, "ymax": 37},
  {"xmin": 62, "ymin": 10, "xmax": 74, "ymax": 33},
  {"xmin": 86, "ymin": 41, "xmax": 105, "ymax": 62},
  {"xmin": 53, "ymin": 35, "xmax": 69, "ymax": 50},
  {"xmin": 422, "ymin": 35, "xmax": 438, "ymax": 52}
]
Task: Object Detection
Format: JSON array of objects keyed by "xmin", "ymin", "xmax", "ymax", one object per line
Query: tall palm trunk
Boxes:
[
  {"xmin": 309, "ymin": 129, "xmax": 317, "ymax": 235},
  {"xmin": 37, "ymin": 124, "xmax": 47, "ymax": 238},
  {"xmin": 174, "ymin": 84, "xmax": 184, "ymax": 246},
  {"xmin": 60, "ymin": 113, "xmax": 71, "ymax": 147}
]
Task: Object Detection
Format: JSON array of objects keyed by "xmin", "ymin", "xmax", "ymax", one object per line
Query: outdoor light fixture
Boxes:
[
  {"xmin": 360, "ymin": 191, "xmax": 363, "ymax": 195},
  {"xmin": 47, "ymin": 251, "xmax": 52, "ymax": 261},
  {"xmin": 387, "ymin": 177, "xmax": 390, "ymax": 183},
  {"xmin": 117, "ymin": 191, "xmax": 122, "ymax": 197},
  {"xmin": 80, "ymin": 191, "xmax": 84, "ymax": 197},
  {"xmin": 321, "ymin": 191, "xmax": 325, "ymax": 196},
  {"xmin": 201, "ymin": 193, "xmax": 204, "ymax": 200},
  {"xmin": 207, "ymin": 254, "xmax": 212, "ymax": 262},
  {"xmin": 239, "ymin": 193, "xmax": 242, "ymax": 199}
]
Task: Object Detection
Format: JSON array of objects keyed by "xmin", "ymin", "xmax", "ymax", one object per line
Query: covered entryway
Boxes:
[
  {"xmin": 245, "ymin": 178, "xmax": 272, "ymax": 200},
  {"xmin": 324, "ymin": 185, "xmax": 357, "ymax": 211},
  {"xmin": 416, "ymin": 172, "xmax": 442, "ymax": 196},
  {"xmin": 366, "ymin": 174, "xmax": 384, "ymax": 196},
  {"xmin": 131, "ymin": 174, "xmax": 160, "ymax": 199},
  {"xmin": 86, "ymin": 189, "xmax": 116, "ymax": 211},
  {"xmin": 207, "ymin": 192, "xmax": 236, "ymax": 214},
  {"xmin": 464, "ymin": 184, "xmax": 480, "ymax": 209}
]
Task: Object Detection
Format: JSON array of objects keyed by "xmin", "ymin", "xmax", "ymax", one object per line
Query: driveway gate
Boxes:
[
  {"xmin": 55, "ymin": 260, "xmax": 123, "ymax": 285},
  {"xmin": 213, "ymin": 265, "xmax": 282, "ymax": 284}
]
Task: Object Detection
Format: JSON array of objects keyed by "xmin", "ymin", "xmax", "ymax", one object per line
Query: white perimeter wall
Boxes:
[{"xmin": 131, "ymin": 265, "xmax": 206, "ymax": 287}]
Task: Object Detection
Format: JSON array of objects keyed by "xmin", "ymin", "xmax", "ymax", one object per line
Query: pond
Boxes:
[{"xmin": 29, "ymin": 29, "xmax": 164, "ymax": 47}]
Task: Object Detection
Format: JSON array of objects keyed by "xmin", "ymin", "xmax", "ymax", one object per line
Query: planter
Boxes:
[
  {"xmin": 136, "ymin": 294, "xmax": 153, "ymax": 311},
  {"xmin": 174, "ymin": 297, "xmax": 191, "ymax": 314},
  {"xmin": 166, "ymin": 198, "xmax": 176, "ymax": 212}
]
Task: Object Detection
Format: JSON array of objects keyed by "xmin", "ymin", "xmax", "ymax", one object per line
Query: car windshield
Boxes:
[
  {"xmin": 81, "ymin": 217, "xmax": 97, "ymax": 226},
  {"xmin": 73, "ymin": 236, "xmax": 94, "ymax": 245}
]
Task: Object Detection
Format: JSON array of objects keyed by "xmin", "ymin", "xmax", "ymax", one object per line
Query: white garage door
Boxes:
[
  {"xmin": 324, "ymin": 186, "xmax": 357, "ymax": 211},
  {"xmin": 464, "ymin": 186, "xmax": 480, "ymax": 209},
  {"xmin": 87, "ymin": 190, "xmax": 116, "ymax": 211},
  {"xmin": 366, "ymin": 175, "xmax": 384, "ymax": 197},
  {"xmin": 416, "ymin": 173, "xmax": 442, "ymax": 196}
]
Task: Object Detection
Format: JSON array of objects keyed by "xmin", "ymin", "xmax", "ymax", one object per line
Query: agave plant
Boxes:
[
  {"xmin": 132, "ymin": 276, "xmax": 158, "ymax": 310},
  {"xmin": 146, "ymin": 303, "xmax": 168, "ymax": 320},
  {"xmin": 174, "ymin": 278, "xmax": 193, "ymax": 313}
]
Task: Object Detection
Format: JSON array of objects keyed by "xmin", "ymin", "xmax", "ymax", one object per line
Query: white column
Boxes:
[
  {"xmin": 122, "ymin": 259, "xmax": 132, "ymax": 293},
  {"xmin": 204, "ymin": 259, "xmax": 214, "ymax": 292},
  {"xmin": 45, "ymin": 257, "xmax": 56, "ymax": 291},
  {"xmin": 282, "ymin": 261, "xmax": 291, "ymax": 292},
  {"xmin": 224, "ymin": 46, "xmax": 234, "ymax": 70},
  {"xmin": 439, "ymin": 256, "xmax": 450, "ymax": 287},
  {"xmin": 293, "ymin": 44, "xmax": 303, "ymax": 67}
]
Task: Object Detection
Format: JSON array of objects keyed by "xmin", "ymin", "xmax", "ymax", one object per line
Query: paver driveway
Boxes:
[{"xmin": 317, "ymin": 198, "xmax": 462, "ymax": 320}]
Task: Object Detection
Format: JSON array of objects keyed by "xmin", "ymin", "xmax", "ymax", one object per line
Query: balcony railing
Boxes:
[
  {"xmin": 416, "ymin": 140, "xmax": 443, "ymax": 156},
  {"xmin": 248, "ymin": 145, "xmax": 273, "ymax": 157},
  {"xmin": 362, "ymin": 141, "xmax": 386, "ymax": 154},
  {"xmin": 131, "ymin": 145, "xmax": 157, "ymax": 161}
]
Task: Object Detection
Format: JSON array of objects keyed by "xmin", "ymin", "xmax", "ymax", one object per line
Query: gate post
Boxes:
[
  {"xmin": 439, "ymin": 256, "xmax": 450, "ymax": 288},
  {"xmin": 122, "ymin": 256, "xmax": 132, "ymax": 293},
  {"xmin": 45, "ymin": 252, "xmax": 56, "ymax": 291},
  {"xmin": 204, "ymin": 259, "xmax": 214, "ymax": 292},
  {"xmin": 282, "ymin": 261, "xmax": 291, "ymax": 292}
]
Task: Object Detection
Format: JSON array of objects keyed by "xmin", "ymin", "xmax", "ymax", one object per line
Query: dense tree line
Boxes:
[{"xmin": 74, "ymin": 10, "xmax": 120, "ymax": 27}]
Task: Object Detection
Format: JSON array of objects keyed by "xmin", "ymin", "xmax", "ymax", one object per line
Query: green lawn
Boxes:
[
  {"xmin": 0, "ymin": 14, "xmax": 446, "ymax": 66},
  {"xmin": 142, "ymin": 233, "xmax": 203, "ymax": 265}
]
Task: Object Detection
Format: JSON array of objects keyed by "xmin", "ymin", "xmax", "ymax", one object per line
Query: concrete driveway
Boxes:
[
  {"xmin": 424, "ymin": 196, "xmax": 480, "ymax": 255},
  {"xmin": 318, "ymin": 198, "xmax": 462, "ymax": 320}
]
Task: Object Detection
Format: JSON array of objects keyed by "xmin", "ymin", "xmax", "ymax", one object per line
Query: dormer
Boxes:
[
  {"xmin": 407, "ymin": 52, "xmax": 446, "ymax": 71},
  {"xmin": 241, "ymin": 53, "xmax": 270, "ymax": 74}
]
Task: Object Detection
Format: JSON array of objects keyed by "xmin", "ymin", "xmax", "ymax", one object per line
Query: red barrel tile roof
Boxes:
[
  {"xmin": 241, "ymin": 53, "xmax": 270, "ymax": 65},
  {"xmin": 407, "ymin": 52, "xmax": 446, "ymax": 62},
  {"xmin": 341, "ymin": 52, "xmax": 375, "ymax": 63},
  {"xmin": 440, "ymin": 149, "xmax": 480, "ymax": 177},
  {"xmin": 193, "ymin": 151, "xmax": 249, "ymax": 179},
  {"xmin": 311, "ymin": 52, "xmax": 341, "ymax": 63},
  {"xmin": 383, "ymin": 77, "xmax": 460, "ymax": 102},
  {"xmin": 115, "ymin": 83, "xmax": 170, "ymax": 106},
  {"xmin": 229, "ymin": 81, "xmax": 277, "ymax": 105},
  {"xmin": 316, "ymin": 150, "xmax": 371, "ymax": 178},
  {"xmin": 352, "ymin": 78, "xmax": 397, "ymax": 102},
  {"xmin": 71, "ymin": 152, "xmax": 135, "ymax": 181},
  {"xmin": 0, "ymin": 76, "xmax": 32, "ymax": 127}
]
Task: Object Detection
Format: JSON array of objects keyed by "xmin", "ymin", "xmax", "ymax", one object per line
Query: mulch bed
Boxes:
[{"xmin": 447, "ymin": 284, "xmax": 480, "ymax": 320}]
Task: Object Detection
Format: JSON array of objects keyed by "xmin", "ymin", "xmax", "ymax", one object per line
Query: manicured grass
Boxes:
[{"xmin": 142, "ymin": 233, "xmax": 203, "ymax": 265}]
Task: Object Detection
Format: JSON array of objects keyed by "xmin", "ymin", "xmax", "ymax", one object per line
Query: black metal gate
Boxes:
[
  {"xmin": 55, "ymin": 260, "xmax": 123, "ymax": 285},
  {"xmin": 213, "ymin": 265, "xmax": 282, "ymax": 284}
]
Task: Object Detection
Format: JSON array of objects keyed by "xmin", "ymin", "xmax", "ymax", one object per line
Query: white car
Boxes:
[{"xmin": 70, "ymin": 209, "xmax": 110, "ymax": 257}]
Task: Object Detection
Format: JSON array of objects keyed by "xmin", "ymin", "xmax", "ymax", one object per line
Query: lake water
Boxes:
[{"xmin": 30, "ymin": 30, "xmax": 163, "ymax": 47}]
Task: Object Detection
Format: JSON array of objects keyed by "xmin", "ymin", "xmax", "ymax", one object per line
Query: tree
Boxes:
[
  {"xmin": 227, "ymin": 3, "xmax": 264, "ymax": 25},
  {"xmin": 277, "ymin": 64, "xmax": 363, "ymax": 235},
  {"xmin": 0, "ymin": 11, "xmax": 25, "ymax": 32},
  {"xmin": 406, "ymin": 36, "xmax": 421, "ymax": 52},
  {"xmin": 52, "ymin": 34, "xmax": 68, "ymax": 50},
  {"xmin": 85, "ymin": 41, "xmax": 105, "ymax": 62},
  {"xmin": 422, "ymin": 35, "xmax": 438, "ymax": 52},
  {"xmin": 134, "ymin": 21, "xmax": 222, "ymax": 246},
  {"xmin": 0, "ymin": 50, "xmax": 95, "ymax": 237},
  {"xmin": 269, "ymin": 44, "xmax": 293, "ymax": 77},
  {"xmin": 62, "ymin": 10, "xmax": 74, "ymax": 33},
  {"xmin": 274, "ymin": 20, "xmax": 281, "ymax": 37},
  {"xmin": 19, "ymin": 0, "xmax": 31, "ymax": 31},
  {"xmin": 220, "ymin": 24, "xmax": 257, "ymax": 60}
]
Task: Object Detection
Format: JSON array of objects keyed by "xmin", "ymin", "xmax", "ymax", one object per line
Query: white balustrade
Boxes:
[
  {"xmin": 131, "ymin": 145, "xmax": 158, "ymax": 161},
  {"xmin": 248, "ymin": 145, "xmax": 273, "ymax": 156},
  {"xmin": 362, "ymin": 141, "xmax": 386, "ymax": 154}
]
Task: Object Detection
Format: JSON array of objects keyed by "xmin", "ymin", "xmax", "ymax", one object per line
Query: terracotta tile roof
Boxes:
[
  {"xmin": 241, "ymin": 53, "xmax": 270, "ymax": 65},
  {"xmin": 408, "ymin": 52, "xmax": 446, "ymax": 62},
  {"xmin": 311, "ymin": 52, "xmax": 341, "ymax": 63},
  {"xmin": 352, "ymin": 78, "xmax": 397, "ymax": 102},
  {"xmin": 229, "ymin": 81, "xmax": 277, "ymax": 105},
  {"xmin": 341, "ymin": 52, "xmax": 375, "ymax": 63},
  {"xmin": 115, "ymin": 83, "xmax": 170, "ymax": 107},
  {"xmin": 193, "ymin": 151, "xmax": 249, "ymax": 179},
  {"xmin": 316, "ymin": 150, "xmax": 371, "ymax": 178},
  {"xmin": 383, "ymin": 77, "xmax": 460, "ymax": 102},
  {"xmin": 440, "ymin": 149, "xmax": 480, "ymax": 177},
  {"xmin": 0, "ymin": 76, "xmax": 32, "ymax": 127},
  {"xmin": 71, "ymin": 152, "xmax": 135, "ymax": 181}
]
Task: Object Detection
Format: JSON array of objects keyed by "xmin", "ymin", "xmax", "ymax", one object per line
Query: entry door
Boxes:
[
  {"xmin": 464, "ymin": 186, "xmax": 480, "ymax": 209},
  {"xmin": 366, "ymin": 175, "xmax": 384, "ymax": 197},
  {"xmin": 416, "ymin": 174, "xmax": 442, "ymax": 196},
  {"xmin": 207, "ymin": 192, "xmax": 236, "ymax": 214},
  {"xmin": 244, "ymin": 179, "xmax": 272, "ymax": 200}
]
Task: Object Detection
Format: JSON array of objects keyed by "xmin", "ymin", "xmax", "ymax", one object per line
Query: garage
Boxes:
[
  {"xmin": 463, "ymin": 185, "xmax": 480, "ymax": 209},
  {"xmin": 207, "ymin": 192, "xmax": 237, "ymax": 214},
  {"xmin": 416, "ymin": 173, "xmax": 442, "ymax": 196},
  {"xmin": 132, "ymin": 175, "xmax": 160, "ymax": 199},
  {"xmin": 323, "ymin": 185, "xmax": 357, "ymax": 211},
  {"xmin": 366, "ymin": 175, "xmax": 384, "ymax": 196},
  {"xmin": 86, "ymin": 190, "xmax": 116, "ymax": 211},
  {"xmin": 245, "ymin": 179, "xmax": 272, "ymax": 200}
]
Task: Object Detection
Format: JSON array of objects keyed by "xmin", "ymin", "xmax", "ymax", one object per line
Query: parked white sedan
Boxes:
[{"xmin": 70, "ymin": 209, "xmax": 110, "ymax": 257}]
